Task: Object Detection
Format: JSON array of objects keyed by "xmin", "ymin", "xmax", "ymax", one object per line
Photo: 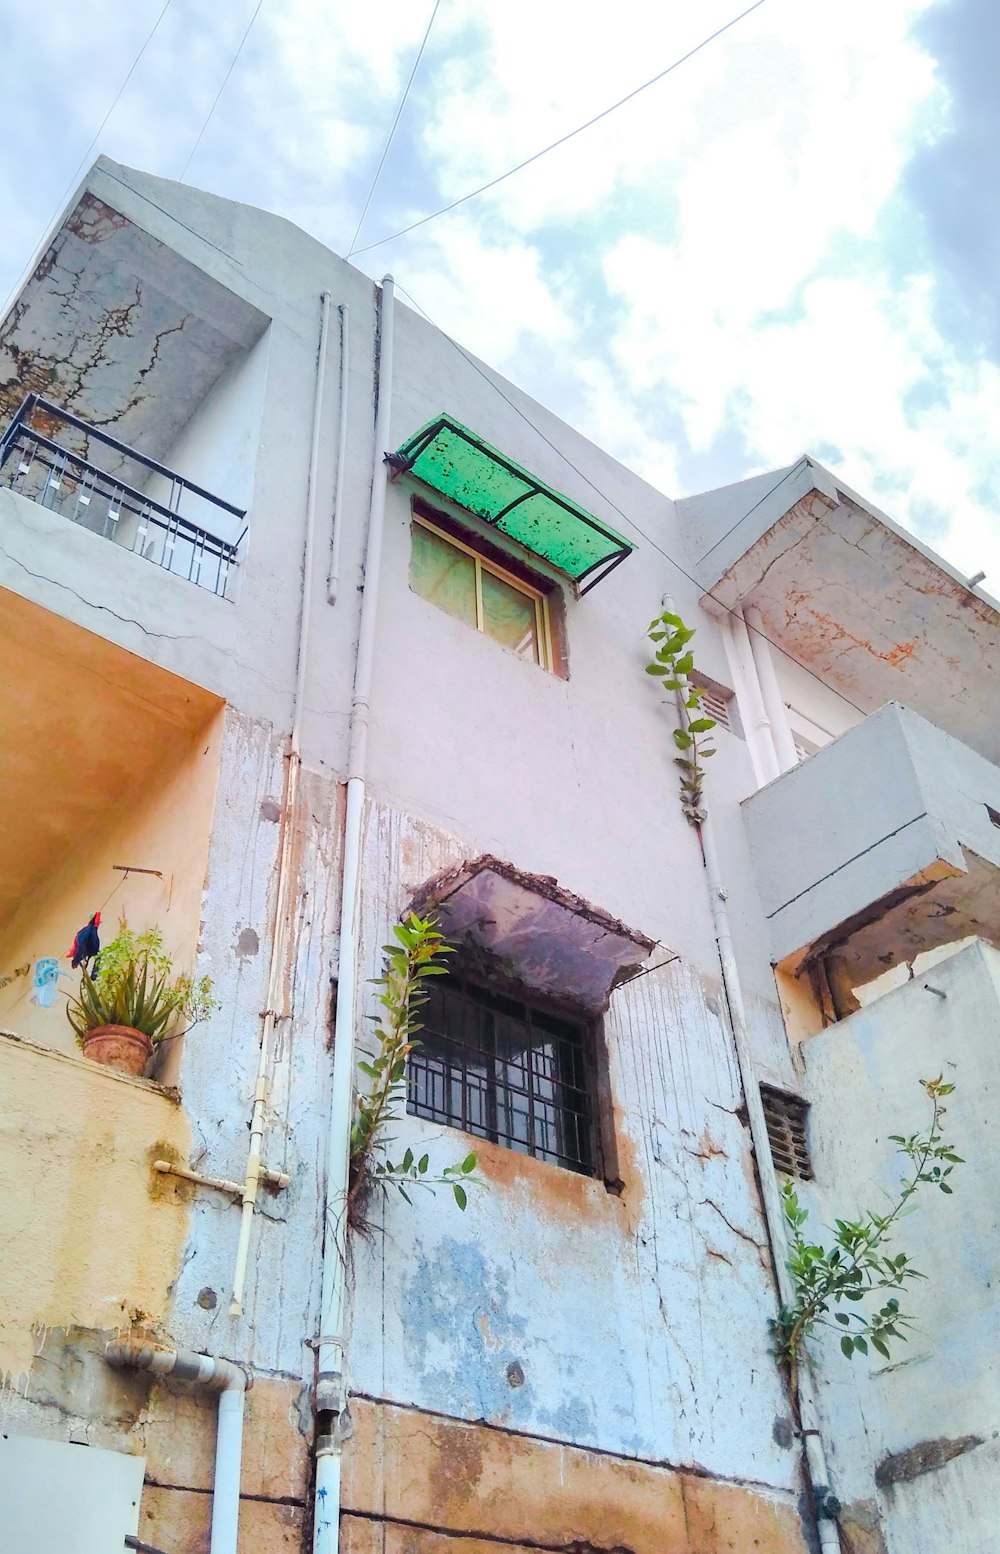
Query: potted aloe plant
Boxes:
[{"xmin": 67, "ymin": 918, "xmax": 216, "ymax": 1076}]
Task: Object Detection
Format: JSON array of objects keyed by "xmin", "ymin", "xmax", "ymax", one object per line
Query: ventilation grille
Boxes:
[
  {"xmin": 761, "ymin": 1086, "xmax": 813, "ymax": 1180},
  {"xmin": 691, "ymin": 675, "xmax": 733, "ymax": 732}
]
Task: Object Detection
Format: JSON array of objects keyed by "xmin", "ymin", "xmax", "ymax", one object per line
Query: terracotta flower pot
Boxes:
[{"xmin": 81, "ymin": 1024, "xmax": 153, "ymax": 1076}]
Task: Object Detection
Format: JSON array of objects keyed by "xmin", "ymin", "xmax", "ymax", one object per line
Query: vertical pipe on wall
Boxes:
[
  {"xmin": 230, "ymin": 290, "xmax": 333, "ymax": 1316},
  {"xmin": 327, "ymin": 304, "xmax": 350, "ymax": 605},
  {"xmin": 313, "ymin": 275, "xmax": 395, "ymax": 1554},
  {"xmin": 699, "ymin": 819, "xmax": 840, "ymax": 1549},
  {"xmin": 746, "ymin": 603, "xmax": 798, "ymax": 773},
  {"xmin": 664, "ymin": 597, "xmax": 841, "ymax": 1553},
  {"xmin": 106, "ymin": 1344, "xmax": 247, "ymax": 1554}
]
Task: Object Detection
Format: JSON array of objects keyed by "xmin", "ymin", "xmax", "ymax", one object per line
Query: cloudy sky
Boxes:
[{"xmin": 3, "ymin": 0, "xmax": 998, "ymax": 580}]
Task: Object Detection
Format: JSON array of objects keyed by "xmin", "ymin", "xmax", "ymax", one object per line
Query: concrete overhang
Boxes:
[
  {"xmin": 412, "ymin": 856, "xmax": 654, "ymax": 1011},
  {"xmin": 0, "ymin": 171, "xmax": 269, "ymax": 477},
  {"xmin": 743, "ymin": 701, "xmax": 1000, "ymax": 986},
  {"xmin": 679, "ymin": 458, "xmax": 1000, "ymax": 764},
  {"xmin": 0, "ymin": 588, "xmax": 222, "ymax": 932}
]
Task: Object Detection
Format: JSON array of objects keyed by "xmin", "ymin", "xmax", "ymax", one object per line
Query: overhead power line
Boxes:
[
  {"xmin": 393, "ymin": 279, "xmax": 868, "ymax": 719},
  {"xmin": 352, "ymin": 0, "xmax": 769, "ymax": 257},
  {"xmin": 347, "ymin": 0, "xmax": 442, "ymax": 257},
  {"xmin": 0, "ymin": 0, "xmax": 176, "ymax": 323},
  {"xmin": 179, "ymin": 0, "xmax": 267, "ymax": 182}
]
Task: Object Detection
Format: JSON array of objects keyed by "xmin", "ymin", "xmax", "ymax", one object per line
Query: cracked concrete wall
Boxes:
[
  {"xmin": 0, "ymin": 705, "xmax": 332, "ymax": 1546},
  {"xmin": 8, "ymin": 156, "xmax": 1000, "ymax": 1550},
  {"xmin": 801, "ymin": 940, "xmax": 1000, "ymax": 1553},
  {"xmin": 339, "ymin": 1397, "xmax": 808, "ymax": 1554},
  {"xmin": 342, "ymin": 799, "xmax": 801, "ymax": 1531},
  {"xmin": 0, "ymin": 1036, "xmax": 192, "ymax": 1386},
  {"xmin": 0, "ymin": 155, "xmax": 791, "ymax": 1039}
]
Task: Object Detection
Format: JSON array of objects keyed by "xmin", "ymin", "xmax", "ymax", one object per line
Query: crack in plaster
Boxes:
[
  {"xmin": 344, "ymin": 1506, "xmax": 639, "ymax": 1552},
  {"xmin": 347, "ymin": 1392, "xmax": 798, "ymax": 1499}
]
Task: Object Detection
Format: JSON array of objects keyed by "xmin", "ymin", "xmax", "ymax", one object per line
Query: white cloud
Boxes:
[{"xmin": 2, "ymin": 0, "xmax": 998, "ymax": 584}]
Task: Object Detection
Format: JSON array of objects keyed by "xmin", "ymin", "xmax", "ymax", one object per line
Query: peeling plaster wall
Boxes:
[
  {"xmin": 801, "ymin": 940, "xmax": 1000, "ymax": 1552},
  {"xmin": 7, "ymin": 156, "xmax": 1000, "ymax": 1551},
  {"xmin": 340, "ymin": 1397, "xmax": 808, "ymax": 1554},
  {"xmin": 344, "ymin": 800, "xmax": 799, "ymax": 1508},
  {"xmin": 0, "ymin": 1034, "xmax": 191, "ymax": 1385},
  {"xmin": 0, "ymin": 706, "xmax": 330, "ymax": 1544}
]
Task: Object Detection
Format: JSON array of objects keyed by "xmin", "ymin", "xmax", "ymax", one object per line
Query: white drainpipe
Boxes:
[
  {"xmin": 229, "ymin": 290, "xmax": 333, "ymax": 1317},
  {"xmin": 106, "ymin": 1342, "xmax": 247, "ymax": 1554},
  {"xmin": 745, "ymin": 604, "xmax": 798, "ymax": 773},
  {"xmin": 666, "ymin": 599, "xmax": 841, "ymax": 1551},
  {"xmin": 313, "ymin": 275, "xmax": 395, "ymax": 1554},
  {"xmin": 699, "ymin": 819, "xmax": 840, "ymax": 1550},
  {"xmin": 327, "ymin": 304, "xmax": 350, "ymax": 605}
]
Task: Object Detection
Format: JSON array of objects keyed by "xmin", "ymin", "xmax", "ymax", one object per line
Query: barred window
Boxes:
[{"xmin": 407, "ymin": 976, "xmax": 595, "ymax": 1174}]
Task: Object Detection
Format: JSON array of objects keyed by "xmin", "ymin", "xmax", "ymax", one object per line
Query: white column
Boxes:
[
  {"xmin": 745, "ymin": 604, "xmax": 798, "ymax": 772},
  {"xmin": 722, "ymin": 611, "xmax": 780, "ymax": 786}
]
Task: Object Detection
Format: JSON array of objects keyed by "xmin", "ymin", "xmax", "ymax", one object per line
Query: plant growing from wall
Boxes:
[
  {"xmin": 774, "ymin": 1076, "xmax": 962, "ymax": 1380},
  {"xmin": 645, "ymin": 609, "xmax": 717, "ymax": 825},
  {"xmin": 347, "ymin": 911, "xmax": 480, "ymax": 1231}
]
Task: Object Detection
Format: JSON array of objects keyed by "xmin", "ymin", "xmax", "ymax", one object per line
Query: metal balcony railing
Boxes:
[{"xmin": 0, "ymin": 394, "xmax": 246, "ymax": 597}]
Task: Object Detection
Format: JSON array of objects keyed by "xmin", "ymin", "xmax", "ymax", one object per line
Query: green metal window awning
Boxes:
[{"xmin": 390, "ymin": 415, "xmax": 635, "ymax": 592}]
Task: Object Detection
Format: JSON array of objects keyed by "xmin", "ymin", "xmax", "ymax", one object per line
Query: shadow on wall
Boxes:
[{"xmin": 0, "ymin": 589, "xmax": 224, "ymax": 1059}]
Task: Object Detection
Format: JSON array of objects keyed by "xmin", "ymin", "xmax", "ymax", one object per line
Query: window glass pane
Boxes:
[
  {"xmin": 411, "ymin": 524, "xmax": 477, "ymax": 626},
  {"xmin": 480, "ymin": 568, "xmax": 540, "ymax": 663}
]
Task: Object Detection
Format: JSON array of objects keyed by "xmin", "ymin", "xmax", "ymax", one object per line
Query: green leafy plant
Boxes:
[
  {"xmin": 645, "ymin": 609, "xmax": 717, "ymax": 825},
  {"xmin": 67, "ymin": 918, "xmax": 216, "ymax": 1046},
  {"xmin": 347, "ymin": 911, "xmax": 482, "ymax": 1231},
  {"xmin": 774, "ymin": 1076, "xmax": 962, "ymax": 1381}
]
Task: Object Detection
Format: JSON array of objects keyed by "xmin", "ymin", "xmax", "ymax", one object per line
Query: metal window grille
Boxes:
[
  {"xmin": 407, "ymin": 977, "xmax": 595, "ymax": 1174},
  {"xmin": 761, "ymin": 1085, "xmax": 813, "ymax": 1180}
]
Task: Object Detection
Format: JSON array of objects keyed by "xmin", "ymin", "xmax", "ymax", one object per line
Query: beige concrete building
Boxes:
[{"xmin": 1, "ymin": 158, "xmax": 998, "ymax": 1554}]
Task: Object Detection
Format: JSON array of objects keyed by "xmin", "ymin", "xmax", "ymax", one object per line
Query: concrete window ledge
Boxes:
[{"xmin": 0, "ymin": 1027, "xmax": 181, "ymax": 1103}]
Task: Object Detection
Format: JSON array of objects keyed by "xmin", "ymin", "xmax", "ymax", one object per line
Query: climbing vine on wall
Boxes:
[
  {"xmin": 347, "ymin": 911, "xmax": 480, "ymax": 1231},
  {"xmin": 774, "ymin": 1076, "xmax": 962, "ymax": 1379},
  {"xmin": 645, "ymin": 609, "xmax": 717, "ymax": 825}
]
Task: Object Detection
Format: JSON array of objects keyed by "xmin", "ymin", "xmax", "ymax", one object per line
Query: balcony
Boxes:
[
  {"xmin": 742, "ymin": 702, "xmax": 1000, "ymax": 988},
  {"xmin": 0, "ymin": 394, "xmax": 245, "ymax": 597}
]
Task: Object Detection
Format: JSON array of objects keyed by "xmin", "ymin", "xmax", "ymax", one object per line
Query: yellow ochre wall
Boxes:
[
  {"xmin": 0, "ymin": 1033, "xmax": 192, "ymax": 1387},
  {"xmin": 0, "ymin": 706, "xmax": 225, "ymax": 1055}
]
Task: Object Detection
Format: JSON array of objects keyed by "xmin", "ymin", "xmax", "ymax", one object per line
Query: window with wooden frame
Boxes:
[
  {"xmin": 407, "ymin": 973, "xmax": 598, "ymax": 1175},
  {"xmin": 410, "ymin": 511, "xmax": 556, "ymax": 671}
]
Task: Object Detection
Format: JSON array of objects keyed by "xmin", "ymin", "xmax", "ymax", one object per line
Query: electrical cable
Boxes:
[
  {"xmin": 351, "ymin": 0, "xmax": 768, "ymax": 257},
  {"xmin": 179, "ymin": 0, "xmax": 266, "ymax": 182},
  {"xmin": 693, "ymin": 455, "xmax": 810, "ymax": 567},
  {"xmin": 0, "ymin": 0, "xmax": 176, "ymax": 324},
  {"xmin": 346, "ymin": 0, "xmax": 442, "ymax": 257},
  {"xmin": 394, "ymin": 280, "xmax": 870, "ymax": 719}
]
